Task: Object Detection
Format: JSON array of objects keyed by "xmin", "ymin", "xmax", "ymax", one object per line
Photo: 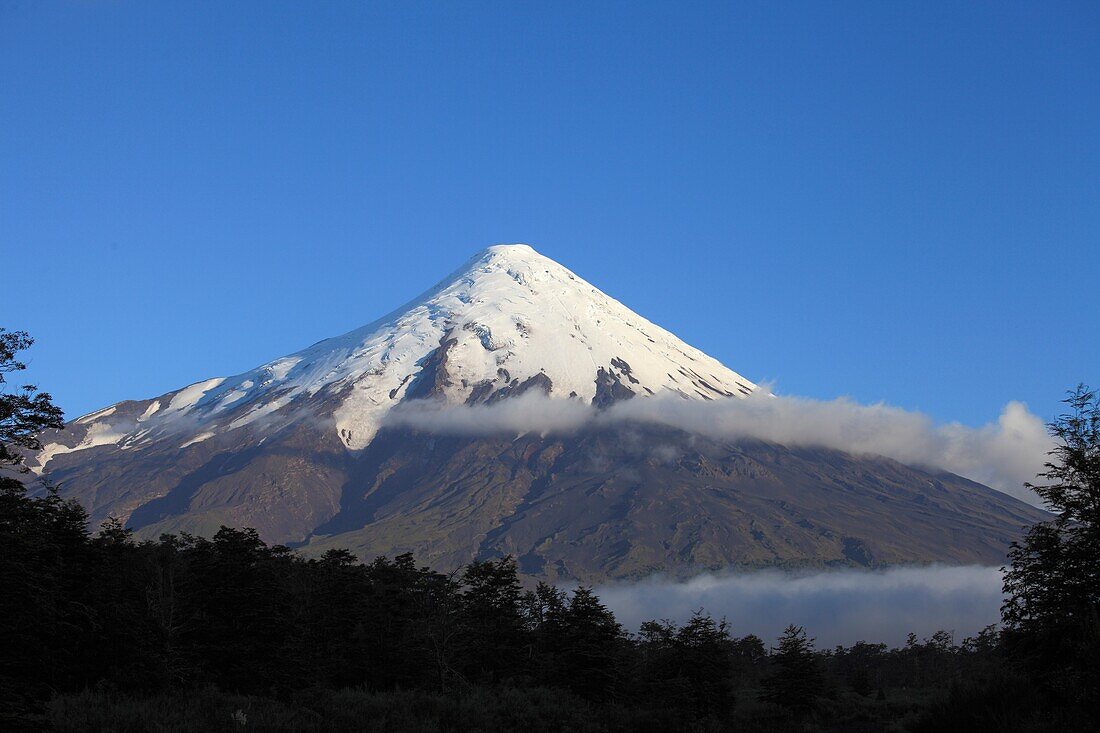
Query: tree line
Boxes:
[{"xmin": 1, "ymin": 329, "xmax": 1096, "ymax": 731}]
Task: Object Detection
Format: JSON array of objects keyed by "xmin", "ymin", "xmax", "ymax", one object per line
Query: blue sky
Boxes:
[{"xmin": 2, "ymin": 1, "xmax": 1097, "ymax": 425}]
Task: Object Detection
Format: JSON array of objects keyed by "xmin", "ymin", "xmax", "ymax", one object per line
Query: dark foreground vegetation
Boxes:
[{"xmin": 2, "ymin": 330, "xmax": 1097, "ymax": 731}]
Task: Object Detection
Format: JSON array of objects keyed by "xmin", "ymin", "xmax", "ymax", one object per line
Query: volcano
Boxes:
[{"xmin": 31, "ymin": 244, "xmax": 1044, "ymax": 581}]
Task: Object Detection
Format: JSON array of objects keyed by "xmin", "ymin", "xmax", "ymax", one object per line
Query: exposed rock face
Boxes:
[
  {"xmin": 404, "ymin": 336, "xmax": 459, "ymax": 401},
  {"xmin": 593, "ymin": 366, "xmax": 636, "ymax": 408}
]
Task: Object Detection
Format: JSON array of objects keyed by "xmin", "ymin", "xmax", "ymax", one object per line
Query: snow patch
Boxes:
[
  {"xmin": 34, "ymin": 421, "xmax": 132, "ymax": 470},
  {"xmin": 180, "ymin": 431, "xmax": 215, "ymax": 449},
  {"xmin": 166, "ymin": 378, "xmax": 225, "ymax": 413},
  {"xmin": 228, "ymin": 395, "xmax": 292, "ymax": 430},
  {"xmin": 138, "ymin": 401, "xmax": 161, "ymax": 421},
  {"xmin": 265, "ymin": 357, "xmax": 301, "ymax": 382},
  {"xmin": 75, "ymin": 406, "xmax": 116, "ymax": 424}
]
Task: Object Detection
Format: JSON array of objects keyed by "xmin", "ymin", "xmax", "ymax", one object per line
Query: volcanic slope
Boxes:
[{"xmin": 31, "ymin": 244, "xmax": 1045, "ymax": 580}]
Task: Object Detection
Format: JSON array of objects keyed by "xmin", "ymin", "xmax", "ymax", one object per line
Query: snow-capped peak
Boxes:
[{"xmin": 34, "ymin": 244, "xmax": 756, "ymax": 466}]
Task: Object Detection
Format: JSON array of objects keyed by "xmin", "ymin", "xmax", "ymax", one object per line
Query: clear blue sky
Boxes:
[{"xmin": 2, "ymin": 1, "xmax": 1097, "ymax": 425}]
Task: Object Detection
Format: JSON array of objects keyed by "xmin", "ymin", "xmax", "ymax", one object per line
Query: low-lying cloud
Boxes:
[
  {"xmin": 595, "ymin": 565, "xmax": 1005, "ymax": 648},
  {"xmin": 386, "ymin": 391, "xmax": 1053, "ymax": 505}
]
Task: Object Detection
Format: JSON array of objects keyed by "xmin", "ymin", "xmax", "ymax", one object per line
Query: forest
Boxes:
[{"xmin": 2, "ymin": 329, "xmax": 1097, "ymax": 732}]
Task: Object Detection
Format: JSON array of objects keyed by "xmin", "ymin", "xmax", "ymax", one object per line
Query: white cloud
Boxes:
[
  {"xmin": 386, "ymin": 391, "xmax": 1054, "ymax": 505},
  {"xmin": 594, "ymin": 565, "xmax": 1005, "ymax": 648}
]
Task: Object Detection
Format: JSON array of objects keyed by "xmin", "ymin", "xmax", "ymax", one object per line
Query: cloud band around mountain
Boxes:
[
  {"xmin": 595, "ymin": 564, "xmax": 1005, "ymax": 648},
  {"xmin": 385, "ymin": 391, "xmax": 1052, "ymax": 506}
]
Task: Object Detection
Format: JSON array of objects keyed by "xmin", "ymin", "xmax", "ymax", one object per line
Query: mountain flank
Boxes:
[{"xmin": 31, "ymin": 245, "xmax": 1046, "ymax": 580}]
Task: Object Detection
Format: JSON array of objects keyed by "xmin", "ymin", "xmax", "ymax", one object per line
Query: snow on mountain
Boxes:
[
  {"xmin": 32, "ymin": 244, "xmax": 756, "ymax": 471},
  {"xmin": 26, "ymin": 244, "xmax": 1049, "ymax": 578}
]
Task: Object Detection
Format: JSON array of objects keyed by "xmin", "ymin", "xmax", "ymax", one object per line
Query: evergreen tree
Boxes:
[
  {"xmin": 458, "ymin": 556, "xmax": 526, "ymax": 683},
  {"xmin": 1003, "ymin": 385, "xmax": 1100, "ymax": 628},
  {"xmin": 1002, "ymin": 384, "xmax": 1100, "ymax": 711},
  {"xmin": 633, "ymin": 618, "xmax": 690, "ymax": 713},
  {"xmin": 523, "ymin": 582, "xmax": 570, "ymax": 687},
  {"xmin": 557, "ymin": 587, "xmax": 623, "ymax": 701},
  {"xmin": 0, "ymin": 481, "xmax": 91, "ymax": 725},
  {"xmin": 832, "ymin": 640, "xmax": 888, "ymax": 697},
  {"xmin": 674, "ymin": 612, "xmax": 735, "ymax": 718},
  {"xmin": 759, "ymin": 625, "xmax": 823, "ymax": 712},
  {"xmin": 729, "ymin": 632, "xmax": 768, "ymax": 682},
  {"xmin": 360, "ymin": 552, "xmax": 450, "ymax": 690}
]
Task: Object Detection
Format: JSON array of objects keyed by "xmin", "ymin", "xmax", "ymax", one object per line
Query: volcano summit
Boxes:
[{"xmin": 32, "ymin": 245, "xmax": 1044, "ymax": 581}]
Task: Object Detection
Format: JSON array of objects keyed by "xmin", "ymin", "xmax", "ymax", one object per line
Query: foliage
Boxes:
[
  {"xmin": 0, "ymin": 328, "xmax": 64, "ymax": 468},
  {"xmin": 758, "ymin": 625, "xmax": 822, "ymax": 712},
  {"xmin": 1002, "ymin": 385, "xmax": 1100, "ymax": 713},
  {"xmin": 0, "ymin": 479, "xmax": 1024, "ymax": 731}
]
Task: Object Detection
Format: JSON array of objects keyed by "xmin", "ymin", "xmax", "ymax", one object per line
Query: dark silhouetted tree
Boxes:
[
  {"xmin": 458, "ymin": 557, "xmax": 526, "ymax": 683},
  {"xmin": 1002, "ymin": 384, "xmax": 1100, "ymax": 711},
  {"xmin": 523, "ymin": 581, "xmax": 569, "ymax": 686},
  {"xmin": 675, "ymin": 612, "xmax": 735, "ymax": 718},
  {"xmin": 0, "ymin": 329, "xmax": 71, "ymax": 725},
  {"xmin": 759, "ymin": 625, "xmax": 823, "ymax": 712},
  {"xmin": 558, "ymin": 587, "xmax": 623, "ymax": 701},
  {"xmin": 0, "ymin": 328, "xmax": 64, "ymax": 469}
]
